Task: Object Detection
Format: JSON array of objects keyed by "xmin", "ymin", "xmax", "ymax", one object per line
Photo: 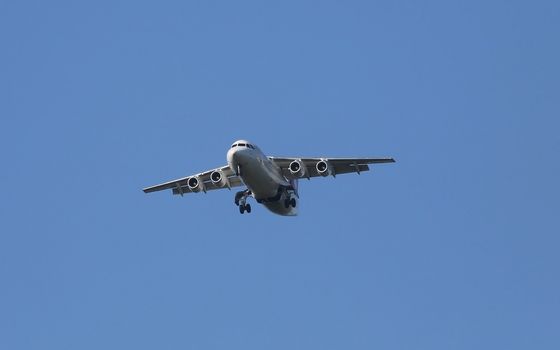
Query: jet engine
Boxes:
[
  {"xmin": 187, "ymin": 176, "xmax": 205, "ymax": 193},
  {"xmin": 289, "ymin": 160, "xmax": 307, "ymax": 178},
  {"xmin": 316, "ymin": 159, "xmax": 333, "ymax": 177},
  {"xmin": 210, "ymin": 170, "xmax": 228, "ymax": 188}
]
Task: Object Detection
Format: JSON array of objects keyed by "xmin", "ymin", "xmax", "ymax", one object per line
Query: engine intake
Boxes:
[
  {"xmin": 187, "ymin": 176, "xmax": 205, "ymax": 192},
  {"xmin": 210, "ymin": 170, "xmax": 228, "ymax": 187},
  {"xmin": 316, "ymin": 160, "xmax": 333, "ymax": 177},
  {"xmin": 289, "ymin": 160, "xmax": 307, "ymax": 178}
]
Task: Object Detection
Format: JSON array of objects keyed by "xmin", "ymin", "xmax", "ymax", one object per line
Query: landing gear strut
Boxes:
[{"xmin": 235, "ymin": 189, "xmax": 252, "ymax": 214}]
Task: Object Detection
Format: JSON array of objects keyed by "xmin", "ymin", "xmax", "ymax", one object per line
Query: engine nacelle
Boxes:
[
  {"xmin": 210, "ymin": 170, "xmax": 228, "ymax": 188},
  {"xmin": 316, "ymin": 159, "xmax": 333, "ymax": 177},
  {"xmin": 187, "ymin": 176, "xmax": 205, "ymax": 193},
  {"xmin": 289, "ymin": 159, "xmax": 307, "ymax": 178}
]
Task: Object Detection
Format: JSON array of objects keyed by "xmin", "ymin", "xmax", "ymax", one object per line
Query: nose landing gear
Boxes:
[{"xmin": 235, "ymin": 189, "xmax": 252, "ymax": 214}]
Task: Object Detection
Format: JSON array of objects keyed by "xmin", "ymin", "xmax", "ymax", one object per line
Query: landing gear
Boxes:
[
  {"xmin": 235, "ymin": 189, "xmax": 252, "ymax": 214},
  {"xmin": 239, "ymin": 203, "xmax": 251, "ymax": 214},
  {"xmin": 234, "ymin": 189, "xmax": 251, "ymax": 206},
  {"xmin": 284, "ymin": 195, "xmax": 297, "ymax": 209}
]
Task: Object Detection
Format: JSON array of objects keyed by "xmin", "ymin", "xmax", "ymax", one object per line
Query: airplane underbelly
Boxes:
[{"xmin": 263, "ymin": 201, "xmax": 298, "ymax": 216}]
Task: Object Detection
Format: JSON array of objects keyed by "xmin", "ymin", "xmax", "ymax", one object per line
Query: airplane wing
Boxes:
[
  {"xmin": 143, "ymin": 165, "xmax": 244, "ymax": 196},
  {"xmin": 268, "ymin": 157, "xmax": 395, "ymax": 179}
]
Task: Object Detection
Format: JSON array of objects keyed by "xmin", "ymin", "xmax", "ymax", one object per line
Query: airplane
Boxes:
[{"xmin": 143, "ymin": 140, "xmax": 395, "ymax": 216}]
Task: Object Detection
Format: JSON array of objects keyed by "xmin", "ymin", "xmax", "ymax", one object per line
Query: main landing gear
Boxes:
[
  {"xmin": 283, "ymin": 194, "xmax": 297, "ymax": 209},
  {"xmin": 235, "ymin": 189, "xmax": 252, "ymax": 214}
]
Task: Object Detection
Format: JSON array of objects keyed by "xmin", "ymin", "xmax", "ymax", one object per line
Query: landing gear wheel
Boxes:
[
  {"xmin": 284, "ymin": 199, "xmax": 290, "ymax": 209},
  {"xmin": 290, "ymin": 198, "xmax": 297, "ymax": 208},
  {"xmin": 235, "ymin": 189, "xmax": 252, "ymax": 211}
]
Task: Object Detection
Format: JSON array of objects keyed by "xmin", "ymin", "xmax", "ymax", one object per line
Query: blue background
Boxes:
[{"xmin": 1, "ymin": 1, "xmax": 559, "ymax": 349}]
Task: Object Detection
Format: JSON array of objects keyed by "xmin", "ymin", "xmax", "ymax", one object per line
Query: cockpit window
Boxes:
[{"xmin": 231, "ymin": 143, "xmax": 255, "ymax": 149}]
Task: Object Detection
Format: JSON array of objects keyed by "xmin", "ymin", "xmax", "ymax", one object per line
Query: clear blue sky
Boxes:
[{"xmin": 1, "ymin": 1, "xmax": 559, "ymax": 349}]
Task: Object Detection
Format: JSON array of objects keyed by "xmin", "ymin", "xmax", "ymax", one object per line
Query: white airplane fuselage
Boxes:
[{"xmin": 227, "ymin": 143, "xmax": 298, "ymax": 216}]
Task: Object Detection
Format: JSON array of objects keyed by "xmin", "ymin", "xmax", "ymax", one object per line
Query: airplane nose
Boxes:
[
  {"xmin": 227, "ymin": 149, "xmax": 236, "ymax": 169},
  {"xmin": 229, "ymin": 148, "xmax": 250, "ymax": 162},
  {"xmin": 227, "ymin": 148, "xmax": 249, "ymax": 173},
  {"xmin": 227, "ymin": 149, "xmax": 243, "ymax": 169}
]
